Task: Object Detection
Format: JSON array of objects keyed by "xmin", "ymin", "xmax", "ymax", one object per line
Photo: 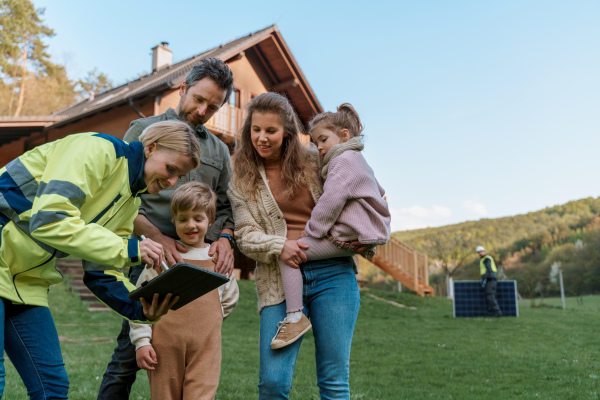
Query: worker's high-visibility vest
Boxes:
[{"xmin": 480, "ymin": 255, "xmax": 497, "ymax": 276}]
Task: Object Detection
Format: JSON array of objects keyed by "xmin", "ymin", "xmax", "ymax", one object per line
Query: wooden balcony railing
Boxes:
[
  {"xmin": 206, "ymin": 104, "xmax": 312, "ymax": 145},
  {"xmin": 205, "ymin": 104, "xmax": 243, "ymax": 137},
  {"xmin": 369, "ymin": 236, "xmax": 433, "ymax": 296}
]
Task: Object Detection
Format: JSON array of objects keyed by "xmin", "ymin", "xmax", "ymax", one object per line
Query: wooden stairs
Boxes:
[{"xmin": 367, "ymin": 236, "xmax": 434, "ymax": 297}]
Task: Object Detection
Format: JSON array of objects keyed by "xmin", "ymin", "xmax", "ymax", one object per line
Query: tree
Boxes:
[
  {"xmin": 511, "ymin": 262, "xmax": 550, "ymax": 307},
  {"xmin": 0, "ymin": 0, "xmax": 59, "ymax": 115},
  {"xmin": 426, "ymin": 231, "xmax": 474, "ymax": 277},
  {"xmin": 0, "ymin": 64, "xmax": 77, "ymax": 116},
  {"xmin": 425, "ymin": 231, "xmax": 474, "ymax": 297},
  {"xmin": 76, "ymin": 68, "xmax": 113, "ymax": 100}
]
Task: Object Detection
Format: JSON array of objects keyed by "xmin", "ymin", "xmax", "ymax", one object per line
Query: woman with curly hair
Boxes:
[{"xmin": 229, "ymin": 92, "xmax": 361, "ymax": 399}]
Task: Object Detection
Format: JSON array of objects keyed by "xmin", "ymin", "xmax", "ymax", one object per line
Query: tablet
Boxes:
[{"xmin": 128, "ymin": 262, "xmax": 229, "ymax": 310}]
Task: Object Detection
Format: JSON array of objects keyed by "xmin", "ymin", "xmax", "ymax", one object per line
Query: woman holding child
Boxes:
[
  {"xmin": 229, "ymin": 92, "xmax": 390, "ymax": 399},
  {"xmin": 0, "ymin": 120, "xmax": 199, "ymax": 398}
]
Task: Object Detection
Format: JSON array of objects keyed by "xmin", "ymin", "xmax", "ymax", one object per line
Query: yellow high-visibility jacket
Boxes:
[
  {"xmin": 479, "ymin": 255, "xmax": 498, "ymax": 277},
  {"xmin": 0, "ymin": 133, "xmax": 151, "ymax": 323}
]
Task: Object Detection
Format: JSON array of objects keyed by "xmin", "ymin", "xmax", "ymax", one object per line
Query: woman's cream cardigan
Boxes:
[{"xmin": 228, "ymin": 162, "xmax": 322, "ymax": 313}]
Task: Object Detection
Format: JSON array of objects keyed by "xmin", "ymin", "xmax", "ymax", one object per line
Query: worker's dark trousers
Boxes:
[{"xmin": 485, "ymin": 279, "xmax": 502, "ymax": 316}]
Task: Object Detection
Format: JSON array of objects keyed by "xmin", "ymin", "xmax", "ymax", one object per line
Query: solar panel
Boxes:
[{"xmin": 453, "ymin": 280, "xmax": 519, "ymax": 317}]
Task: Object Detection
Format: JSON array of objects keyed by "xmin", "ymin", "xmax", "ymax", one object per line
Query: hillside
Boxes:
[{"xmin": 392, "ymin": 196, "xmax": 600, "ymax": 299}]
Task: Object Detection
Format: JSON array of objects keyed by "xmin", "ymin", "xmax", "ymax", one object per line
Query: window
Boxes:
[
  {"xmin": 229, "ymin": 89, "xmax": 241, "ymax": 134},
  {"xmin": 229, "ymin": 89, "xmax": 240, "ymax": 108}
]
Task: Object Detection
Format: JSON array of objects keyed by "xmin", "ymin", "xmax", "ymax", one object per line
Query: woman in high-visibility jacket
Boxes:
[{"xmin": 0, "ymin": 120, "xmax": 200, "ymax": 398}]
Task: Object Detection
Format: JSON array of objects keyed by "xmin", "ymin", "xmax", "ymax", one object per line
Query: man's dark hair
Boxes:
[{"xmin": 184, "ymin": 57, "xmax": 234, "ymax": 105}]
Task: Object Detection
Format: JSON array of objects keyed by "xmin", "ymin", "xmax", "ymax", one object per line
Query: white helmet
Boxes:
[{"xmin": 476, "ymin": 246, "xmax": 485, "ymax": 252}]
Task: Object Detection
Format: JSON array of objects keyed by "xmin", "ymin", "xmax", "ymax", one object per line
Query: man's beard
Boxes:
[{"xmin": 178, "ymin": 109, "xmax": 202, "ymax": 130}]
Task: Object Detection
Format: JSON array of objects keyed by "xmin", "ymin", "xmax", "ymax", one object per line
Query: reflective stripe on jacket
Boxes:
[
  {"xmin": 479, "ymin": 255, "xmax": 497, "ymax": 277},
  {"xmin": 0, "ymin": 133, "xmax": 150, "ymax": 323}
]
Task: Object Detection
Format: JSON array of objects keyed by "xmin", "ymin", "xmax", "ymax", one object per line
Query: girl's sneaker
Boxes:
[{"xmin": 270, "ymin": 314, "xmax": 312, "ymax": 349}]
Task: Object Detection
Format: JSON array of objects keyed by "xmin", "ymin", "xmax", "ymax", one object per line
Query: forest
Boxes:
[{"xmin": 392, "ymin": 197, "xmax": 600, "ymax": 302}]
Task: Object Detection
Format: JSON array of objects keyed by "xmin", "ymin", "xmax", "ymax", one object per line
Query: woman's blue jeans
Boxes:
[
  {"xmin": 258, "ymin": 257, "xmax": 360, "ymax": 399},
  {"xmin": 0, "ymin": 298, "xmax": 69, "ymax": 399}
]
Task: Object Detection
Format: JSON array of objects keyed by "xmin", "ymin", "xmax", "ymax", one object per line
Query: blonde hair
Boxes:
[
  {"xmin": 170, "ymin": 182, "xmax": 217, "ymax": 222},
  {"xmin": 139, "ymin": 120, "xmax": 201, "ymax": 169},
  {"xmin": 308, "ymin": 103, "xmax": 364, "ymax": 139},
  {"xmin": 232, "ymin": 92, "xmax": 318, "ymax": 199}
]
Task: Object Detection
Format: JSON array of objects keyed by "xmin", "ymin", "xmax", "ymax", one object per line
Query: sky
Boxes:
[{"xmin": 32, "ymin": 0, "xmax": 600, "ymax": 232}]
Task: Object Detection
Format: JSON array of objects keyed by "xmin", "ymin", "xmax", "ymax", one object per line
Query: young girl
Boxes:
[
  {"xmin": 271, "ymin": 103, "xmax": 391, "ymax": 349},
  {"xmin": 129, "ymin": 182, "xmax": 239, "ymax": 400}
]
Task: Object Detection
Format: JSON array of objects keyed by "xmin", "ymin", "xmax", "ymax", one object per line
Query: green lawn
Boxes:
[{"xmin": 3, "ymin": 280, "xmax": 599, "ymax": 399}]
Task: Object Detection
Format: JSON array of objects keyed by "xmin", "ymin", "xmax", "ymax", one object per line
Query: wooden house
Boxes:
[{"xmin": 0, "ymin": 25, "xmax": 319, "ymax": 165}]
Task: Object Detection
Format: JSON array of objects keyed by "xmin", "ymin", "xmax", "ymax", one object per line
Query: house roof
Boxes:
[
  {"xmin": 0, "ymin": 116, "xmax": 62, "ymax": 146},
  {"xmin": 0, "ymin": 116, "xmax": 62, "ymax": 125},
  {"xmin": 50, "ymin": 25, "xmax": 322, "ymax": 129}
]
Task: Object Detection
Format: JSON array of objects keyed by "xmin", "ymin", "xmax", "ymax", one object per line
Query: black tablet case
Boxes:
[{"xmin": 128, "ymin": 262, "xmax": 230, "ymax": 310}]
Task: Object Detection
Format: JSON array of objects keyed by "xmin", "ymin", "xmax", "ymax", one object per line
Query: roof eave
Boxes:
[
  {"xmin": 47, "ymin": 82, "xmax": 173, "ymax": 129},
  {"xmin": 270, "ymin": 28, "xmax": 323, "ymax": 115}
]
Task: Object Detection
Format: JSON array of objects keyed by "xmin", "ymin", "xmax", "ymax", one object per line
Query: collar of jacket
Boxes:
[
  {"xmin": 320, "ymin": 137, "xmax": 364, "ymax": 180},
  {"xmin": 165, "ymin": 108, "xmax": 209, "ymax": 139},
  {"xmin": 129, "ymin": 141, "xmax": 147, "ymax": 195}
]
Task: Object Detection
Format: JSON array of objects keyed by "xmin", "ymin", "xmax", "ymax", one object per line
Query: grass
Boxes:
[{"xmin": 3, "ymin": 280, "xmax": 600, "ymax": 399}]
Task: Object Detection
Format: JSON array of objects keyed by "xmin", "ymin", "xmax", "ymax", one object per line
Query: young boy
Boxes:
[{"xmin": 129, "ymin": 182, "xmax": 239, "ymax": 400}]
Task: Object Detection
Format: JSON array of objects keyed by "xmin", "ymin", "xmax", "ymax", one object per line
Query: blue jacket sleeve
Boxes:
[{"xmin": 83, "ymin": 267, "xmax": 149, "ymax": 323}]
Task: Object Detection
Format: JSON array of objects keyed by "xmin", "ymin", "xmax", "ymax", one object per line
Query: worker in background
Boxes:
[{"xmin": 477, "ymin": 246, "xmax": 502, "ymax": 317}]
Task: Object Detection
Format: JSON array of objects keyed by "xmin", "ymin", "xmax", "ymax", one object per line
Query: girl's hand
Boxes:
[
  {"xmin": 136, "ymin": 345, "xmax": 157, "ymax": 370},
  {"xmin": 349, "ymin": 241, "xmax": 373, "ymax": 254},
  {"xmin": 140, "ymin": 293, "xmax": 179, "ymax": 321},
  {"xmin": 280, "ymin": 240, "xmax": 309, "ymax": 268}
]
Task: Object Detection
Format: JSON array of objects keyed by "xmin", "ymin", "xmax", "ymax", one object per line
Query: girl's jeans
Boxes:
[
  {"xmin": 258, "ymin": 256, "xmax": 360, "ymax": 399},
  {"xmin": 0, "ymin": 298, "xmax": 69, "ymax": 399}
]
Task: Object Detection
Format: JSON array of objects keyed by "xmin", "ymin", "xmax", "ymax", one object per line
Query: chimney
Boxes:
[{"xmin": 151, "ymin": 42, "xmax": 172, "ymax": 72}]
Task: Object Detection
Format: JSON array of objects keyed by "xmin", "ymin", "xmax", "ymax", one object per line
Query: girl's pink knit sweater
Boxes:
[{"xmin": 304, "ymin": 138, "xmax": 391, "ymax": 245}]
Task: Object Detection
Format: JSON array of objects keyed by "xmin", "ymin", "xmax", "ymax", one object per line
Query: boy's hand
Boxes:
[{"xmin": 136, "ymin": 345, "xmax": 158, "ymax": 370}]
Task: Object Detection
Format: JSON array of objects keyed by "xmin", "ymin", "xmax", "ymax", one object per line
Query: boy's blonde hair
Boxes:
[
  {"xmin": 170, "ymin": 182, "xmax": 217, "ymax": 222},
  {"xmin": 139, "ymin": 120, "xmax": 201, "ymax": 169}
]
